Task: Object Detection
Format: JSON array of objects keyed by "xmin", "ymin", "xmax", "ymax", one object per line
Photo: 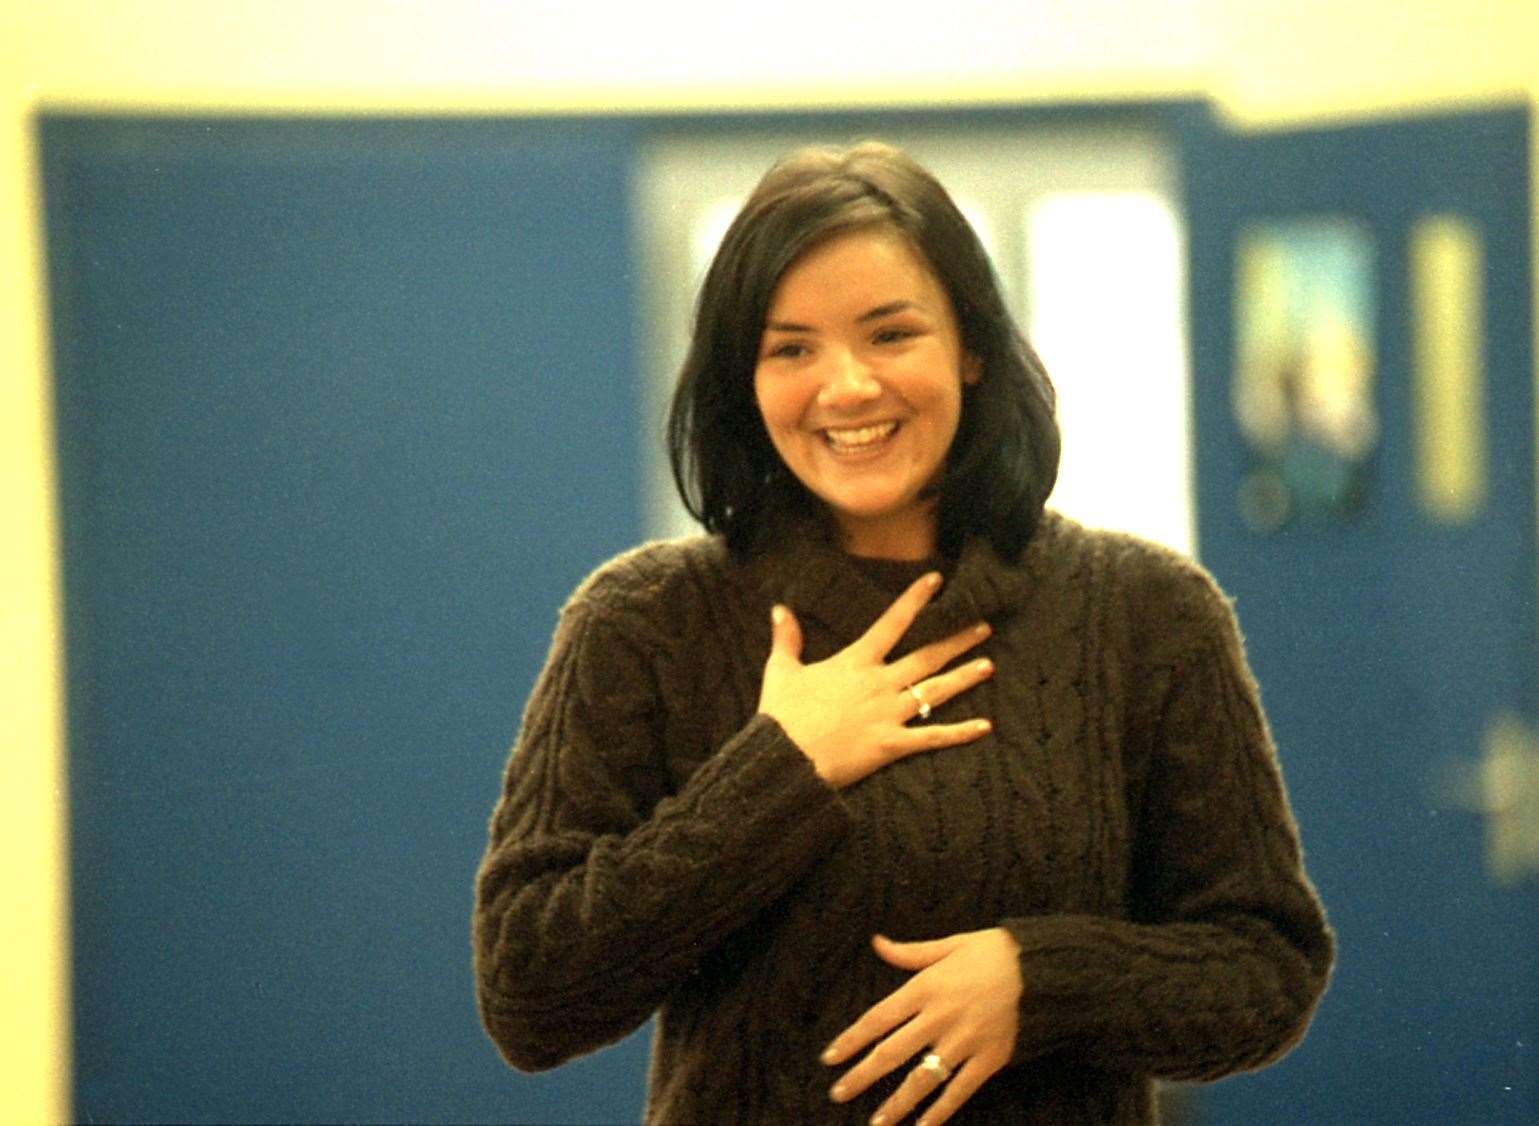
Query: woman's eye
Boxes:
[
  {"xmin": 765, "ymin": 341, "xmax": 807, "ymax": 360},
  {"xmin": 874, "ymin": 326, "xmax": 916, "ymax": 344}
]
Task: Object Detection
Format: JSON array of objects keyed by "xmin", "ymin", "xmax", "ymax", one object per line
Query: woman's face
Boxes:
[{"xmin": 754, "ymin": 225, "xmax": 979, "ymax": 560}]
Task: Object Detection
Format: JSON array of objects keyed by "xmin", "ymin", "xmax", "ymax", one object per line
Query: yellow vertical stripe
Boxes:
[
  {"xmin": 1412, "ymin": 215, "xmax": 1487, "ymax": 524},
  {"xmin": 1, "ymin": 107, "xmax": 71, "ymax": 1126}
]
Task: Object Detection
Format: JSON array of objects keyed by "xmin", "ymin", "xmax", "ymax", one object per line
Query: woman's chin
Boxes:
[
  {"xmin": 820, "ymin": 494, "xmax": 909, "ymax": 525},
  {"xmin": 819, "ymin": 496, "xmax": 937, "ymax": 554}
]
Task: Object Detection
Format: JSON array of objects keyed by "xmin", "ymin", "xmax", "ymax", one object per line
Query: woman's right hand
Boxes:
[{"xmin": 758, "ymin": 573, "xmax": 995, "ymax": 790}]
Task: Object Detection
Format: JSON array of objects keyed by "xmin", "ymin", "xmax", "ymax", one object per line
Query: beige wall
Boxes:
[{"xmin": 4, "ymin": 1, "xmax": 1535, "ymax": 1120}]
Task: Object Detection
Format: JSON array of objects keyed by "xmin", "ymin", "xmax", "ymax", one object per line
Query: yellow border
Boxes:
[
  {"xmin": 29, "ymin": 83, "xmax": 1215, "ymax": 122},
  {"xmin": 2, "ymin": 106, "xmax": 69, "ymax": 1126}
]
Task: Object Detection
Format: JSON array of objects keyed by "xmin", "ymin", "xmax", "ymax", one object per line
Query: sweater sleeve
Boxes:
[
  {"xmin": 1001, "ymin": 568, "xmax": 1333, "ymax": 1080},
  {"xmin": 472, "ymin": 593, "xmax": 852, "ymax": 1072}
]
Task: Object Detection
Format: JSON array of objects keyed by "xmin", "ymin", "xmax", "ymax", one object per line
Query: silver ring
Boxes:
[
  {"xmin": 906, "ymin": 685, "xmax": 932, "ymax": 721},
  {"xmin": 918, "ymin": 1052, "xmax": 951, "ymax": 1082}
]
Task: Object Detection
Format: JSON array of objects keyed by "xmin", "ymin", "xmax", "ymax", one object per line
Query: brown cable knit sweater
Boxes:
[{"xmin": 473, "ymin": 512, "xmax": 1333, "ymax": 1124}]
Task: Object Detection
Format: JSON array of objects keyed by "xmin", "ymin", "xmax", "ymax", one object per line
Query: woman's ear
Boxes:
[{"xmin": 962, "ymin": 353, "xmax": 983, "ymax": 386}]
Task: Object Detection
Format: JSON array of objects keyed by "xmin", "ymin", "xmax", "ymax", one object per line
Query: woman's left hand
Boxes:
[{"xmin": 822, "ymin": 929, "xmax": 1023, "ymax": 1126}]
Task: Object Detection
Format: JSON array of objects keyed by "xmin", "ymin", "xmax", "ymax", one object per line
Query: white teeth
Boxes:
[{"xmin": 823, "ymin": 421, "xmax": 898, "ymax": 451}]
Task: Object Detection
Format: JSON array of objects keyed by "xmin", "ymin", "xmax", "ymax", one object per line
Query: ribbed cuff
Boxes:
[{"xmin": 672, "ymin": 712, "xmax": 852, "ymax": 886}]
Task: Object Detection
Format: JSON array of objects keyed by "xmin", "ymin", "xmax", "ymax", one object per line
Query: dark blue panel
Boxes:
[
  {"xmin": 1178, "ymin": 106, "xmax": 1538, "ymax": 1124},
  {"xmin": 44, "ymin": 116, "xmax": 649, "ymax": 1124}
]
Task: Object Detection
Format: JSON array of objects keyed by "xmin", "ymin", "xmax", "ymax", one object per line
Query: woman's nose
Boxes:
[{"xmin": 816, "ymin": 350, "xmax": 880, "ymax": 407}]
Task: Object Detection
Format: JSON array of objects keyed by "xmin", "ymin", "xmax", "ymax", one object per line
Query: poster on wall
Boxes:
[{"xmin": 1232, "ymin": 218, "xmax": 1378, "ymax": 532}]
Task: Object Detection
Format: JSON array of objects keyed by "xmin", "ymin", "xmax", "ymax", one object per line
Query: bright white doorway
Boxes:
[{"xmin": 636, "ymin": 124, "xmax": 1194, "ymax": 556}]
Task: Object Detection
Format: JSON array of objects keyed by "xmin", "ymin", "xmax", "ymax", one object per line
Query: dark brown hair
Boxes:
[{"xmin": 667, "ymin": 140, "xmax": 1060, "ymax": 559}]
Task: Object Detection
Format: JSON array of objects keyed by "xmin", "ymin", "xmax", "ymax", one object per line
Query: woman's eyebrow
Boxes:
[
  {"xmin": 765, "ymin": 300, "xmax": 920, "ymax": 334},
  {"xmin": 856, "ymin": 300, "xmax": 919, "ymax": 323}
]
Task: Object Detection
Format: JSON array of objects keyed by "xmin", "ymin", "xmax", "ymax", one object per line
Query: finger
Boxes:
[
  {"xmin": 888, "ymin": 621, "xmax": 991, "ymax": 690},
  {"xmin": 766, "ymin": 604, "xmax": 804, "ymax": 669},
  {"xmin": 853, "ymin": 572, "xmax": 943, "ymax": 660},
  {"xmin": 828, "ymin": 1016, "xmax": 932, "ymax": 1105},
  {"xmin": 822, "ymin": 982, "xmax": 922, "ymax": 1066},
  {"xmin": 890, "ymin": 719, "xmax": 994, "ymax": 760},
  {"xmin": 871, "ymin": 932, "xmax": 966, "ymax": 971},
  {"xmin": 902, "ymin": 657, "xmax": 994, "ymax": 720},
  {"xmin": 912, "ymin": 1056, "xmax": 995, "ymax": 1126},
  {"xmin": 870, "ymin": 1047, "xmax": 964, "ymax": 1126}
]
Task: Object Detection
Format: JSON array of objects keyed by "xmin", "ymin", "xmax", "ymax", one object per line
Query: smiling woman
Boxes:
[
  {"xmin": 472, "ymin": 141, "xmax": 1333, "ymax": 1125},
  {"xmin": 666, "ymin": 142, "xmax": 1058, "ymax": 565}
]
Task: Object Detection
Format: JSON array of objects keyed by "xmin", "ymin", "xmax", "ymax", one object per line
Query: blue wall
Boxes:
[
  {"xmin": 44, "ymin": 117, "xmax": 650, "ymax": 1123},
  {"xmin": 1180, "ymin": 106, "xmax": 1538, "ymax": 1125}
]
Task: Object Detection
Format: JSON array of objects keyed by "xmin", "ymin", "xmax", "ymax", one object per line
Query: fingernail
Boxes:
[
  {"xmin": 975, "ymin": 621, "xmax": 991, "ymax": 637},
  {"xmin": 772, "ymin": 605, "xmax": 785, "ymax": 625},
  {"xmin": 975, "ymin": 658, "xmax": 993, "ymax": 674},
  {"xmin": 830, "ymin": 1082, "xmax": 848, "ymax": 1102},
  {"xmin": 820, "ymin": 1046, "xmax": 839, "ymax": 1064},
  {"xmin": 926, "ymin": 572, "xmax": 943, "ymax": 590},
  {"xmin": 975, "ymin": 719, "xmax": 992, "ymax": 733},
  {"xmin": 870, "ymin": 1114, "xmax": 886, "ymax": 1126}
]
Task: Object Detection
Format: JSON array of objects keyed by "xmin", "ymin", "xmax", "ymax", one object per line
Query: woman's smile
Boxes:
[{"xmin": 821, "ymin": 419, "xmax": 900, "ymax": 455}]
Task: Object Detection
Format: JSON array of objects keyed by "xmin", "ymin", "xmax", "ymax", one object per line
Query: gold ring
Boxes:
[
  {"xmin": 918, "ymin": 1052, "xmax": 951, "ymax": 1082},
  {"xmin": 906, "ymin": 685, "xmax": 932, "ymax": 721}
]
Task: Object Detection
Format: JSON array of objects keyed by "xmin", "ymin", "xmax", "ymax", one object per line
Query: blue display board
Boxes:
[
  {"xmin": 1181, "ymin": 105, "xmax": 1537, "ymax": 1124},
  {"xmin": 42, "ymin": 116, "xmax": 650, "ymax": 1123}
]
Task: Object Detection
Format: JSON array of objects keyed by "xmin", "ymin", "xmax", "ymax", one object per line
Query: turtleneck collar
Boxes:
[{"xmin": 741, "ymin": 514, "xmax": 1054, "ymax": 653}]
